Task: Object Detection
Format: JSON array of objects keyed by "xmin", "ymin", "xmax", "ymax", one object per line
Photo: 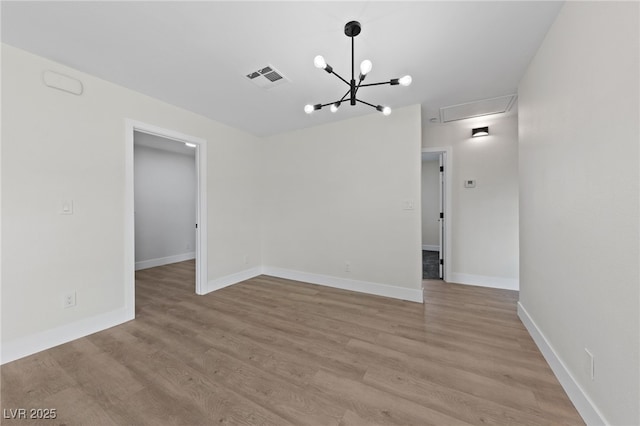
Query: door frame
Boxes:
[
  {"xmin": 124, "ymin": 120, "xmax": 208, "ymax": 317},
  {"xmin": 421, "ymin": 147, "xmax": 452, "ymax": 281}
]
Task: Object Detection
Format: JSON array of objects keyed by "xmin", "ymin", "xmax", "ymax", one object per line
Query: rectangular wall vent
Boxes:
[
  {"xmin": 440, "ymin": 94, "xmax": 517, "ymax": 123},
  {"xmin": 245, "ymin": 65, "xmax": 288, "ymax": 89}
]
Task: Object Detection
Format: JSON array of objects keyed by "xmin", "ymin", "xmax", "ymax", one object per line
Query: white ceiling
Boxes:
[{"xmin": 1, "ymin": 1, "xmax": 563, "ymax": 137}]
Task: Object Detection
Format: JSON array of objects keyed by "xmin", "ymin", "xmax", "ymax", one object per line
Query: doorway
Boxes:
[
  {"xmin": 124, "ymin": 120, "xmax": 208, "ymax": 318},
  {"xmin": 421, "ymin": 147, "xmax": 451, "ymax": 281},
  {"xmin": 134, "ymin": 132, "xmax": 196, "ymax": 270}
]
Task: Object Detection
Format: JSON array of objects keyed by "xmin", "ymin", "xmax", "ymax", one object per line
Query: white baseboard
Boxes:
[
  {"xmin": 422, "ymin": 245, "xmax": 440, "ymax": 251},
  {"xmin": 517, "ymin": 302, "xmax": 606, "ymax": 426},
  {"xmin": 205, "ymin": 267, "xmax": 263, "ymax": 294},
  {"xmin": 448, "ymin": 272, "xmax": 519, "ymax": 291},
  {"xmin": 262, "ymin": 266, "xmax": 423, "ymax": 303},
  {"xmin": 135, "ymin": 252, "xmax": 195, "ymax": 270},
  {"xmin": 1, "ymin": 307, "xmax": 133, "ymax": 365}
]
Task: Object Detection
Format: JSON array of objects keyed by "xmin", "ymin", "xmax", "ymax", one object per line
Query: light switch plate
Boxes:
[{"xmin": 464, "ymin": 180, "xmax": 476, "ymax": 188}]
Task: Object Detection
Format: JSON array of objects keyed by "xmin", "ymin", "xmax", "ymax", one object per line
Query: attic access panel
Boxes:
[{"xmin": 440, "ymin": 95, "xmax": 517, "ymax": 122}]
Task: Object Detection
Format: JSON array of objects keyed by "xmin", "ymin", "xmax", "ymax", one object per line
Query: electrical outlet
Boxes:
[
  {"xmin": 63, "ymin": 291, "xmax": 76, "ymax": 308},
  {"xmin": 244, "ymin": 255, "xmax": 249, "ymax": 265},
  {"xmin": 585, "ymin": 348, "xmax": 595, "ymax": 380},
  {"xmin": 345, "ymin": 261, "xmax": 351, "ymax": 272}
]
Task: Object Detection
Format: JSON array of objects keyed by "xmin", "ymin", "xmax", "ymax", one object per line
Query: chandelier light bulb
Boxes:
[
  {"xmin": 330, "ymin": 102, "xmax": 340, "ymax": 113},
  {"xmin": 314, "ymin": 55, "xmax": 327, "ymax": 69},
  {"xmin": 399, "ymin": 75, "xmax": 412, "ymax": 86},
  {"xmin": 376, "ymin": 105, "xmax": 392, "ymax": 115},
  {"xmin": 304, "ymin": 104, "xmax": 314, "ymax": 114},
  {"xmin": 360, "ymin": 59, "xmax": 372, "ymax": 76}
]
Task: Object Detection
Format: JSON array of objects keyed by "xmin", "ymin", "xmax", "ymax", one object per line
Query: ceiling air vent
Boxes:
[{"xmin": 245, "ymin": 65, "xmax": 288, "ymax": 90}]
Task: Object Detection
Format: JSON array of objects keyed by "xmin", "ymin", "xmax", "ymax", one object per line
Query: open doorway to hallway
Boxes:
[
  {"xmin": 134, "ymin": 132, "xmax": 197, "ymax": 270},
  {"xmin": 124, "ymin": 120, "xmax": 208, "ymax": 319},
  {"xmin": 421, "ymin": 148, "xmax": 451, "ymax": 281},
  {"xmin": 134, "ymin": 132, "xmax": 198, "ymax": 302},
  {"xmin": 421, "ymin": 152, "xmax": 442, "ymax": 279}
]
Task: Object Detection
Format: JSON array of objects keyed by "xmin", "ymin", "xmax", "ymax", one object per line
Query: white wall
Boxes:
[
  {"xmin": 422, "ymin": 114, "xmax": 519, "ymax": 289},
  {"xmin": 261, "ymin": 105, "xmax": 423, "ymax": 302},
  {"xmin": 134, "ymin": 139, "xmax": 196, "ymax": 269},
  {"xmin": 518, "ymin": 2, "xmax": 639, "ymax": 425},
  {"xmin": 421, "ymin": 159, "xmax": 440, "ymax": 248},
  {"xmin": 1, "ymin": 45, "xmax": 262, "ymax": 360}
]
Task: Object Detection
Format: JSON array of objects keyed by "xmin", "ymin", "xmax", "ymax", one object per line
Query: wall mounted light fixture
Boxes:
[
  {"xmin": 304, "ymin": 21, "xmax": 412, "ymax": 116},
  {"xmin": 472, "ymin": 126, "xmax": 489, "ymax": 138}
]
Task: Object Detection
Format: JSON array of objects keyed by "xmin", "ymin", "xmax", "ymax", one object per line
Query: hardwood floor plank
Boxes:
[
  {"xmin": 312, "ymin": 368, "xmax": 475, "ymax": 426},
  {"xmin": 198, "ymin": 348, "xmax": 344, "ymax": 426},
  {"xmin": 345, "ymin": 337, "xmax": 543, "ymax": 412},
  {"xmin": 123, "ymin": 350, "xmax": 291, "ymax": 426},
  {"xmin": 338, "ymin": 409, "xmax": 388, "ymax": 426},
  {"xmin": 48, "ymin": 339, "xmax": 146, "ymax": 404},
  {"xmin": 1, "ymin": 352, "xmax": 75, "ymax": 404},
  {"xmin": 1, "ymin": 261, "xmax": 584, "ymax": 425},
  {"xmin": 374, "ymin": 332, "xmax": 560, "ymax": 388},
  {"xmin": 197, "ymin": 327, "xmax": 319, "ymax": 387},
  {"xmin": 213, "ymin": 285, "xmax": 382, "ymax": 343},
  {"xmin": 39, "ymin": 387, "xmax": 121, "ymax": 426},
  {"xmin": 363, "ymin": 365, "xmax": 554, "ymax": 426}
]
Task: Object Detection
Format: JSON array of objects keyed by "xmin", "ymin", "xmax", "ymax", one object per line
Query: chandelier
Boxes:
[{"xmin": 304, "ymin": 20, "xmax": 412, "ymax": 116}]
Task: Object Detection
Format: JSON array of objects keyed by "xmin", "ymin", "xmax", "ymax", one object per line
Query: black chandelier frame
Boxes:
[{"xmin": 305, "ymin": 21, "xmax": 411, "ymax": 116}]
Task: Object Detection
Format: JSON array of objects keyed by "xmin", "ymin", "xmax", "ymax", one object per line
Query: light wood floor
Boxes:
[{"xmin": 2, "ymin": 260, "xmax": 583, "ymax": 425}]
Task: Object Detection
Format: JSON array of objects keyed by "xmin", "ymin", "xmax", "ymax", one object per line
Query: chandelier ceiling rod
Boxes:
[{"xmin": 305, "ymin": 21, "xmax": 412, "ymax": 116}]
